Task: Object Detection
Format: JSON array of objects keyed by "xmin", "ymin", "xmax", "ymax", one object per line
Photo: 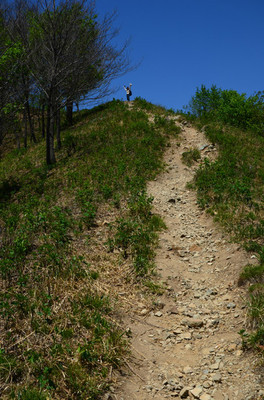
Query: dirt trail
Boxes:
[{"xmin": 114, "ymin": 120, "xmax": 263, "ymax": 400}]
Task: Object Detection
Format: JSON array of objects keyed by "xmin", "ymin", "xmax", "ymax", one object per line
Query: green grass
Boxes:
[
  {"xmin": 187, "ymin": 119, "xmax": 264, "ymax": 353},
  {"xmin": 0, "ymin": 98, "xmax": 178, "ymax": 398},
  {"xmin": 185, "ymin": 85, "xmax": 264, "ymax": 356},
  {"xmin": 181, "ymin": 147, "xmax": 201, "ymax": 167}
]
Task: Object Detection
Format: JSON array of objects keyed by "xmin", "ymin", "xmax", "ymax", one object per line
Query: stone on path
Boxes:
[
  {"xmin": 190, "ymin": 386, "xmax": 203, "ymax": 398},
  {"xmin": 200, "ymin": 394, "xmax": 212, "ymax": 400}
]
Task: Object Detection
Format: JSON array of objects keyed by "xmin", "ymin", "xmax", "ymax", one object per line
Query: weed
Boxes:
[
  {"xmin": 0, "ymin": 351, "xmax": 23, "ymax": 384},
  {"xmin": 181, "ymin": 148, "xmax": 201, "ymax": 167},
  {"xmin": 143, "ymin": 280, "xmax": 165, "ymax": 295},
  {"xmin": 17, "ymin": 388, "xmax": 48, "ymax": 400},
  {"xmin": 239, "ymin": 264, "xmax": 264, "ymax": 285},
  {"xmin": 112, "ymin": 192, "xmax": 165, "ymax": 275}
]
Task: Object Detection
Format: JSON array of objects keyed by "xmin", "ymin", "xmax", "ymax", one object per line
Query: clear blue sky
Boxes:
[{"xmin": 96, "ymin": 0, "xmax": 264, "ymax": 111}]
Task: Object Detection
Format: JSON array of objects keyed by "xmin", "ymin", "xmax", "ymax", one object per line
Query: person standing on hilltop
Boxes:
[{"xmin": 123, "ymin": 83, "xmax": 132, "ymax": 102}]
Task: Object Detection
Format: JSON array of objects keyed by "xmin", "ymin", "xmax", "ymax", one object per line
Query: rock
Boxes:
[
  {"xmin": 103, "ymin": 393, "xmax": 113, "ymax": 400},
  {"xmin": 210, "ymin": 362, "xmax": 219, "ymax": 370},
  {"xmin": 211, "ymin": 372, "xmax": 222, "ymax": 382},
  {"xmin": 173, "ymin": 328, "xmax": 183, "ymax": 335},
  {"xmin": 200, "ymin": 394, "xmax": 212, "ymax": 400},
  {"xmin": 168, "ymin": 306, "xmax": 179, "ymax": 315},
  {"xmin": 154, "ymin": 311, "xmax": 163, "ymax": 317},
  {"xmin": 227, "ymin": 302, "xmax": 236, "ymax": 309},
  {"xmin": 180, "ymin": 332, "xmax": 192, "ymax": 340},
  {"xmin": 205, "ymin": 289, "xmax": 217, "ymax": 296},
  {"xmin": 179, "ymin": 387, "xmax": 190, "ymax": 398},
  {"xmin": 213, "ymin": 390, "xmax": 226, "ymax": 400},
  {"xmin": 190, "ymin": 386, "xmax": 203, "ymax": 398},
  {"xmin": 187, "ymin": 318, "xmax": 204, "ymax": 328},
  {"xmin": 207, "ymin": 318, "xmax": 220, "ymax": 327},
  {"xmin": 227, "ymin": 343, "xmax": 237, "ymax": 352},
  {"xmin": 183, "ymin": 366, "xmax": 193, "ymax": 374}
]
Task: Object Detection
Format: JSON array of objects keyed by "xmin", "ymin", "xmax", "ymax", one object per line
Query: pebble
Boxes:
[
  {"xmin": 210, "ymin": 362, "xmax": 219, "ymax": 370},
  {"xmin": 227, "ymin": 343, "xmax": 237, "ymax": 352},
  {"xmin": 211, "ymin": 372, "xmax": 222, "ymax": 382},
  {"xmin": 168, "ymin": 306, "xmax": 179, "ymax": 314},
  {"xmin": 187, "ymin": 318, "xmax": 204, "ymax": 328},
  {"xmin": 179, "ymin": 387, "xmax": 190, "ymax": 398},
  {"xmin": 180, "ymin": 332, "xmax": 192, "ymax": 340},
  {"xmin": 190, "ymin": 386, "xmax": 203, "ymax": 398},
  {"xmin": 226, "ymin": 302, "xmax": 236, "ymax": 309},
  {"xmin": 154, "ymin": 311, "xmax": 163, "ymax": 317},
  {"xmin": 183, "ymin": 366, "xmax": 193, "ymax": 374},
  {"xmin": 200, "ymin": 394, "xmax": 212, "ymax": 400}
]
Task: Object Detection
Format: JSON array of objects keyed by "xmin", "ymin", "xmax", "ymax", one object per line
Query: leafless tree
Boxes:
[{"xmin": 4, "ymin": 0, "xmax": 133, "ymax": 164}]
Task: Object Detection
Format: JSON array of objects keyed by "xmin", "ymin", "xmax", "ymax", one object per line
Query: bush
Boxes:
[{"xmin": 188, "ymin": 85, "xmax": 264, "ymax": 134}]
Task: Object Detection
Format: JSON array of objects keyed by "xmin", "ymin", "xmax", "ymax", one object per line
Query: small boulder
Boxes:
[{"xmin": 190, "ymin": 386, "xmax": 203, "ymax": 398}]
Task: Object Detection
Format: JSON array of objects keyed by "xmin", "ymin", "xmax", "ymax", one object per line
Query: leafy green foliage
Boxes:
[{"xmin": 188, "ymin": 85, "xmax": 264, "ymax": 134}]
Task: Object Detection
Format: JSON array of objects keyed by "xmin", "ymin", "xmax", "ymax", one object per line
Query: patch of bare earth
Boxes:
[{"xmin": 110, "ymin": 121, "xmax": 264, "ymax": 400}]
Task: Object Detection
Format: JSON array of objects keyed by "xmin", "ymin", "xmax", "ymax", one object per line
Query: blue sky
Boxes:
[{"xmin": 96, "ymin": 0, "xmax": 264, "ymax": 111}]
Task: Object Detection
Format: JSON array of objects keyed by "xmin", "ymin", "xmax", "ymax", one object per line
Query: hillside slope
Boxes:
[
  {"xmin": 0, "ymin": 99, "xmax": 263, "ymax": 400},
  {"xmin": 115, "ymin": 118, "xmax": 263, "ymax": 400},
  {"xmin": 0, "ymin": 99, "xmax": 179, "ymax": 399}
]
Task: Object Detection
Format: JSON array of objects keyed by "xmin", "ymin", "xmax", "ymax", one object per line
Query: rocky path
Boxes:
[{"xmin": 114, "ymin": 120, "xmax": 263, "ymax": 400}]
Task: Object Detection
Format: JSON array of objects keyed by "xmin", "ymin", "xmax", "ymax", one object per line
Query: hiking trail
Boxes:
[{"xmin": 112, "ymin": 116, "xmax": 263, "ymax": 400}]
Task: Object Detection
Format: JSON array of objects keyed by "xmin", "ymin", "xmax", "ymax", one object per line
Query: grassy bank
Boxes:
[
  {"xmin": 0, "ymin": 99, "xmax": 180, "ymax": 399},
  {"xmin": 184, "ymin": 86, "xmax": 264, "ymax": 353}
]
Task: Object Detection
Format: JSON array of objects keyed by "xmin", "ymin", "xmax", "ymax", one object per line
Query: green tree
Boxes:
[{"xmin": 188, "ymin": 85, "xmax": 264, "ymax": 135}]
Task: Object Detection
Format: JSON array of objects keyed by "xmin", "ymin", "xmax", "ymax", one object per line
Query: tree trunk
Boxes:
[
  {"xmin": 37, "ymin": 107, "xmax": 41, "ymax": 135},
  {"xmin": 56, "ymin": 109, "xmax": 61, "ymax": 150},
  {"xmin": 66, "ymin": 100, "xmax": 73, "ymax": 126},
  {"xmin": 23, "ymin": 109, "xmax": 28, "ymax": 148},
  {"xmin": 41, "ymin": 104, "xmax": 45, "ymax": 138},
  {"xmin": 15, "ymin": 130, "xmax": 20, "ymax": 150},
  {"xmin": 0, "ymin": 118, "xmax": 3, "ymax": 148},
  {"xmin": 46, "ymin": 102, "xmax": 56, "ymax": 165},
  {"xmin": 25, "ymin": 99, "xmax": 37, "ymax": 143}
]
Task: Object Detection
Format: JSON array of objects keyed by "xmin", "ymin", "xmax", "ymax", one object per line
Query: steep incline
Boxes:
[{"xmin": 115, "ymin": 119, "xmax": 263, "ymax": 400}]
